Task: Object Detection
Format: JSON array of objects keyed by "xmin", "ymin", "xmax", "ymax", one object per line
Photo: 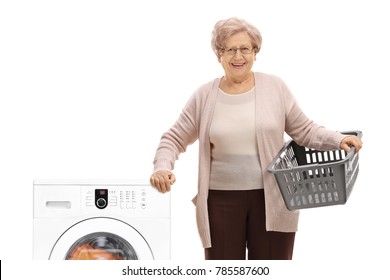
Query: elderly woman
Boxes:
[{"xmin": 150, "ymin": 17, "xmax": 362, "ymax": 260}]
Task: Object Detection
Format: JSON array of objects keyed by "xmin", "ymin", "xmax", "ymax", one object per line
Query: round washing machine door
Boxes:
[{"xmin": 49, "ymin": 217, "xmax": 154, "ymax": 260}]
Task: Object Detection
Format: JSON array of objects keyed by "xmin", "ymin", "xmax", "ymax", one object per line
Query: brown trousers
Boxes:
[{"xmin": 205, "ymin": 189, "xmax": 295, "ymax": 260}]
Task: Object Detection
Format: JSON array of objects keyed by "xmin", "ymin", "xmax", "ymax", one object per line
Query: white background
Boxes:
[{"xmin": 1, "ymin": 0, "xmax": 389, "ymax": 279}]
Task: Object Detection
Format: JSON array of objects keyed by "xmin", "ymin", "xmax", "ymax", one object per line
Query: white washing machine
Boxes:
[{"xmin": 33, "ymin": 180, "xmax": 170, "ymax": 260}]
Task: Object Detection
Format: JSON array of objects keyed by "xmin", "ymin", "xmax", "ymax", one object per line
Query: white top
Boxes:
[{"xmin": 209, "ymin": 88, "xmax": 263, "ymax": 190}]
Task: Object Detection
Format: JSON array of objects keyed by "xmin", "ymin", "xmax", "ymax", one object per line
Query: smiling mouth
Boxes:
[{"xmin": 231, "ymin": 63, "xmax": 245, "ymax": 68}]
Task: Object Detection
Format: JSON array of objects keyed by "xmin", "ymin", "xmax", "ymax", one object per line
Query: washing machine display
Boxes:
[{"xmin": 33, "ymin": 181, "xmax": 170, "ymax": 260}]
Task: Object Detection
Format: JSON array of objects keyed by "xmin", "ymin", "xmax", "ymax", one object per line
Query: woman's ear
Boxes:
[
  {"xmin": 255, "ymin": 48, "xmax": 260, "ymax": 61},
  {"xmin": 217, "ymin": 51, "xmax": 222, "ymax": 63}
]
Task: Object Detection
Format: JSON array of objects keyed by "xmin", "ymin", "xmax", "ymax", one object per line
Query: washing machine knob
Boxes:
[
  {"xmin": 95, "ymin": 189, "xmax": 108, "ymax": 209},
  {"xmin": 96, "ymin": 198, "xmax": 107, "ymax": 209}
]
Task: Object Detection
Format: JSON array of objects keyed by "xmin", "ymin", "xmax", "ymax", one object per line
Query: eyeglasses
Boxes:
[{"xmin": 221, "ymin": 47, "xmax": 255, "ymax": 56}]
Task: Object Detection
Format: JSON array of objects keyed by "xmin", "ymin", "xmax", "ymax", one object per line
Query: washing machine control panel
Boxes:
[
  {"xmin": 84, "ymin": 187, "xmax": 148, "ymax": 211},
  {"xmin": 33, "ymin": 182, "xmax": 170, "ymax": 219}
]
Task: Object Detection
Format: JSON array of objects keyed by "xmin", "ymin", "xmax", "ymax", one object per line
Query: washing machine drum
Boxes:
[
  {"xmin": 49, "ymin": 217, "xmax": 154, "ymax": 260},
  {"xmin": 66, "ymin": 232, "xmax": 137, "ymax": 260}
]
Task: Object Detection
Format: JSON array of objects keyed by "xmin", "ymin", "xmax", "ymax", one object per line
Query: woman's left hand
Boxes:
[{"xmin": 340, "ymin": 135, "xmax": 363, "ymax": 153}]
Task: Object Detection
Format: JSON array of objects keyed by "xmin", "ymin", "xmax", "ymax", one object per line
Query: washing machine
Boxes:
[{"xmin": 33, "ymin": 180, "xmax": 170, "ymax": 260}]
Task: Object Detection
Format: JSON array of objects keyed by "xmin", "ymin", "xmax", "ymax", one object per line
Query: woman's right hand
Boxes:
[{"xmin": 150, "ymin": 170, "xmax": 176, "ymax": 193}]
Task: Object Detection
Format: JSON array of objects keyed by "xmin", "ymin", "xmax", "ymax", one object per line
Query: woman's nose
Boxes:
[{"xmin": 233, "ymin": 49, "xmax": 244, "ymax": 58}]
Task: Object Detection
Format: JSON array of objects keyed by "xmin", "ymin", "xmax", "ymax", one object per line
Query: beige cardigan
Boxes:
[{"xmin": 153, "ymin": 72, "xmax": 345, "ymax": 248}]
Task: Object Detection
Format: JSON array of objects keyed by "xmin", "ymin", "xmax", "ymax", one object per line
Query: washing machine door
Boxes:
[{"xmin": 49, "ymin": 217, "xmax": 154, "ymax": 260}]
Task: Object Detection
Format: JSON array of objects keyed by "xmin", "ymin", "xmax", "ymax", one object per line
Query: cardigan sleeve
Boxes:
[
  {"xmin": 282, "ymin": 80, "xmax": 345, "ymax": 151},
  {"xmin": 153, "ymin": 91, "xmax": 200, "ymax": 172}
]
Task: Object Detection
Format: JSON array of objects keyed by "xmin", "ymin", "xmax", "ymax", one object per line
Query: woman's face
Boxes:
[{"xmin": 219, "ymin": 31, "xmax": 256, "ymax": 82}]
